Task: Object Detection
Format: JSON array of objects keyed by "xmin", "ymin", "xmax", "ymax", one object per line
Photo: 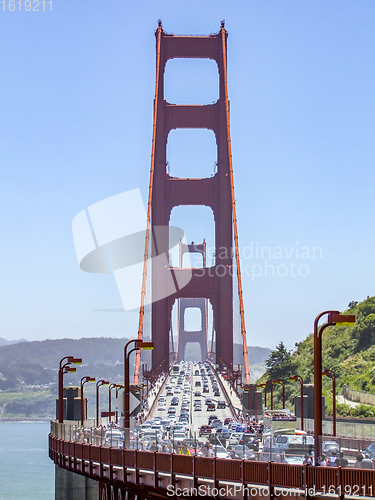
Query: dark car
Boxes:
[
  {"xmin": 322, "ymin": 441, "xmax": 340, "ymax": 456},
  {"xmin": 217, "ymin": 401, "xmax": 226, "ymax": 409},
  {"xmin": 207, "ymin": 403, "xmax": 216, "ymax": 411},
  {"xmin": 238, "ymin": 433, "xmax": 260, "ymax": 451},
  {"xmin": 213, "ymin": 390, "xmax": 220, "ymax": 397},
  {"xmin": 362, "ymin": 442, "xmax": 375, "ymax": 458}
]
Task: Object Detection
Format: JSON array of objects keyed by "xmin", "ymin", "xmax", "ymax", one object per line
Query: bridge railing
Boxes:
[
  {"xmin": 51, "ymin": 420, "xmax": 374, "ymax": 468},
  {"xmin": 49, "ymin": 432, "xmax": 375, "ymax": 498}
]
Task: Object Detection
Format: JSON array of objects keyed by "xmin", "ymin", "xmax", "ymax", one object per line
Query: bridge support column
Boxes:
[{"xmin": 55, "ymin": 465, "xmax": 99, "ymax": 500}]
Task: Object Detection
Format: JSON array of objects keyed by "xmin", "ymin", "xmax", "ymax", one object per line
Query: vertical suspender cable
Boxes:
[
  {"xmin": 221, "ymin": 26, "xmax": 251, "ymax": 384},
  {"xmin": 134, "ymin": 24, "xmax": 162, "ymax": 384}
]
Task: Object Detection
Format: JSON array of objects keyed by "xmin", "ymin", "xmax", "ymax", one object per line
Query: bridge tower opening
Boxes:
[{"xmin": 176, "ymin": 241, "xmax": 209, "ymax": 363}]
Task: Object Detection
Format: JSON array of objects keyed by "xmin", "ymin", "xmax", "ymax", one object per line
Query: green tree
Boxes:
[{"xmin": 265, "ymin": 341, "xmax": 297, "ymax": 379}]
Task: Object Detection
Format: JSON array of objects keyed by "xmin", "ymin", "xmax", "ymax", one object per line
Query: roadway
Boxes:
[{"xmin": 148, "ymin": 361, "xmax": 236, "ymax": 437}]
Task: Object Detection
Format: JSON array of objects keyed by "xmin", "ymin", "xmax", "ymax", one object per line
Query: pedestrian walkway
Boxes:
[
  {"xmin": 216, "ymin": 372, "xmax": 242, "ymax": 415},
  {"xmin": 336, "ymin": 394, "xmax": 361, "ymax": 408}
]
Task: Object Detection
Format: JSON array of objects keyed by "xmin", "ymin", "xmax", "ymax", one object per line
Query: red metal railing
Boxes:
[{"xmin": 50, "ymin": 434, "xmax": 375, "ymax": 498}]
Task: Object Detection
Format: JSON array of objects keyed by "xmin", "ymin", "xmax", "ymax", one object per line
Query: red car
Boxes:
[
  {"xmin": 199, "ymin": 425, "xmax": 212, "ymax": 437},
  {"xmin": 224, "ymin": 417, "xmax": 233, "ymax": 425}
]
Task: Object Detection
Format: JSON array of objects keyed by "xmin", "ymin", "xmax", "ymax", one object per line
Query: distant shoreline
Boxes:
[{"xmin": 0, "ymin": 418, "xmax": 51, "ymax": 423}]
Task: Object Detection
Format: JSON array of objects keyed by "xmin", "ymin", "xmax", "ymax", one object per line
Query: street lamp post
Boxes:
[
  {"xmin": 96, "ymin": 379, "xmax": 109, "ymax": 427},
  {"xmin": 80, "ymin": 376, "xmax": 95, "ymax": 425},
  {"xmin": 58, "ymin": 356, "xmax": 82, "ymax": 423},
  {"xmin": 109, "ymin": 383, "xmax": 118, "ymax": 423},
  {"xmin": 124, "ymin": 339, "xmax": 154, "ymax": 447},
  {"xmin": 322, "ymin": 369, "xmax": 337, "ymax": 437},
  {"xmin": 289, "ymin": 375, "xmax": 304, "ymax": 431},
  {"xmin": 313, "ymin": 311, "xmax": 355, "ymax": 463},
  {"xmin": 273, "ymin": 379, "xmax": 286, "ymax": 410},
  {"xmin": 269, "ymin": 380, "xmax": 273, "ymax": 410}
]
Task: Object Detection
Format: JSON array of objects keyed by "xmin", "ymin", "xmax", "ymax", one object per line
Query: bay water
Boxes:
[{"xmin": 0, "ymin": 422, "xmax": 54, "ymax": 500}]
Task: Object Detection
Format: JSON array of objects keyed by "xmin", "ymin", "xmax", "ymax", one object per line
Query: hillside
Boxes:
[
  {"xmin": 0, "ymin": 337, "xmax": 130, "ymax": 368},
  {"xmin": 0, "ymin": 337, "xmax": 269, "ymax": 419},
  {"xmin": 258, "ymin": 296, "xmax": 375, "ymax": 415},
  {"xmin": 0, "ymin": 337, "xmax": 270, "ymax": 389}
]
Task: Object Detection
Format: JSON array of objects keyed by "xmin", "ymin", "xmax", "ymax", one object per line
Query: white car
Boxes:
[
  {"xmin": 228, "ymin": 432, "xmax": 243, "ymax": 445},
  {"xmin": 170, "ymin": 432, "xmax": 187, "ymax": 444},
  {"xmin": 170, "ymin": 424, "xmax": 188, "ymax": 434},
  {"xmin": 104, "ymin": 430, "xmax": 124, "ymax": 448}
]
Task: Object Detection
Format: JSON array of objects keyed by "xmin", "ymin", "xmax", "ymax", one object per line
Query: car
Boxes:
[
  {"xmin": 236, "ymin": 425, "xmax": 247, "ymax": 432},
  {"xmin": 166, "ymin": 390, "xmax": 173, "ymax": 396},
  {"xmin": 227, "ymin": 445, "xmax": 256, "ymax": 460},
  {"xmin": 217, "ymin": 401, "xmax": 226, "ymax": 409},
  {"xmin": 322, "ymin": 441, "xmax": 341, "ymax": 464},
  {"xmin": 228, "ymin": 432, "xmax": 243, "ymax": 445},
  {"xmin": 206, "ymin": 445, "xmax": 230, "ymax": 459},
  {"xmin": 238, "ymin": 433, "xmax": 260, "ymax": 451},
  {"xmin": 218, "ymin": 429, "xmax": 231, "ymax": 439},
  {"xmin": 140, "ymin": 423, "xmax": 152, "ymax": 430},
  {"xmin": 167, "ymin": 407, "xmax": 176, "ymax": 414},
  {"xmin": 207, "ymin": 403, "xmax": 216, "ymax": 411},
  {"xmin": 170, "ymin": 424, "xmax": 188, "ymax": 433},
  {"xmin": 203, "ymin": 386, "xmax": 209, "ymax": 393},
  {"xmin": 208, "ymin": 414, "xmax": 219, "ymax": 422},
  {"xmin": 171, "ymin": 432, "xmax": 188, "ymax": 445},
  {"xmin": 194, "ymin": 391, "xmax": 201, "ymax": 397},
  {"xmin": 158, "ymin": 405, "xmax": 166, "ymax": 411},
  {"xmin": 199, "ymin": 425, "xmax": 212, "ymax": 437},
  {"xmin": 362, "ymin": 442, "xmax": 375, "ymax": 459},
  {"xmin": 210, "ymin": 419, "xmax": 223, "ymax": 428},
  {"xmin": 104, "ymin": 429, "xmax": 124, "ymax": 448},
  {"xmin": 224, "ymin": 417, "xmax": 233, "ymax": 425},
  {"xmin": 194, "ymin": 405, "xmax": 202, "ymax": 411},
  {"xmin": 213, "ymin": 390, "xmax": 220, "ymax": 397},
  {"xmin": 195, "ymin": 381, "xmax": 201, "ymax": 387},
  {"xmin": 195, "ymin": 370, "xmax": 200, "ymax": 376}
]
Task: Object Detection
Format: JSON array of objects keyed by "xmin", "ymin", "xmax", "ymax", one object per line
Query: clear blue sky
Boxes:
[{"xmin": 1, "ymin": 0, "xmax": 374, "ymax": 350}]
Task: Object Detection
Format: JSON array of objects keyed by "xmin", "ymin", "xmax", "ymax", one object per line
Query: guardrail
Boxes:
[{"xmin": 50, "ymin": 433, "xmax": 375, "ymax": 499}]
